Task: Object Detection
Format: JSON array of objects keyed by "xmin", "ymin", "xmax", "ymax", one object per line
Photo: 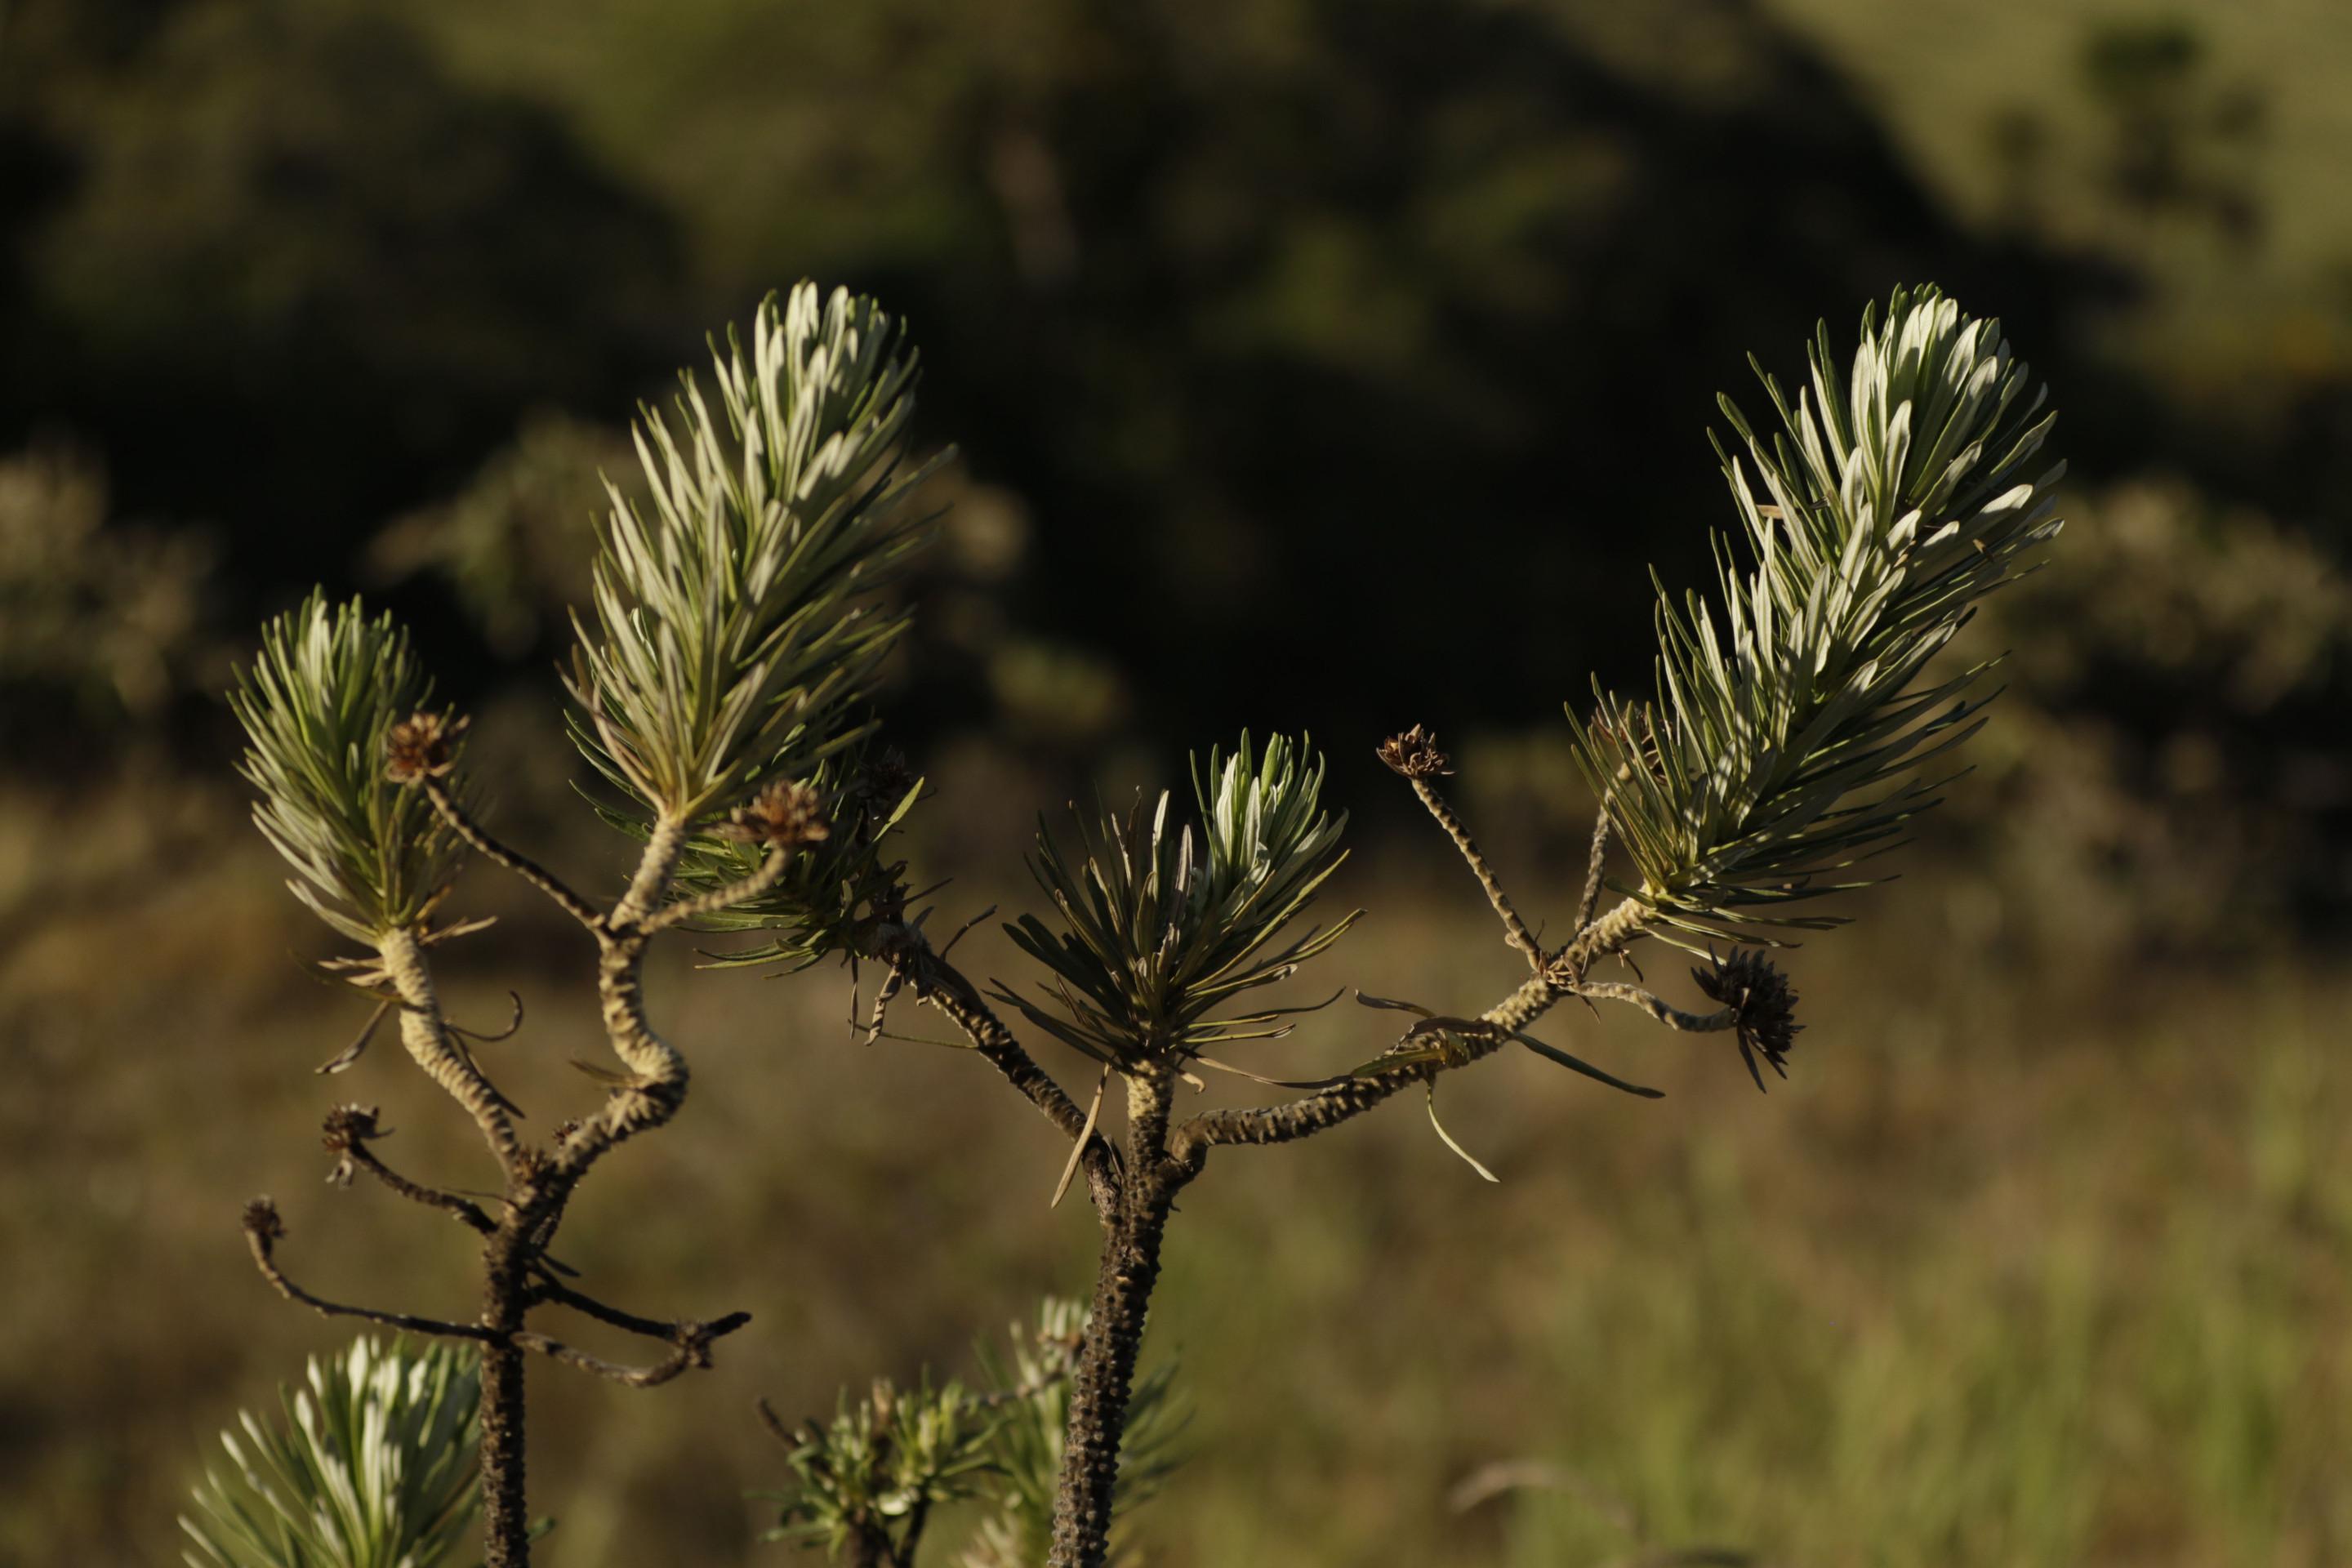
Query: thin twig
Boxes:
[
  {"xmin": 448, "ymin": 991, "xmax": 527, "ymax": 1044},
  {"xmin": 511, "ymin": 1313, "xmax": 751, "ymax": 1388},
  {"xmin": 528, "ymin": 1276, "xmax": 749, "ymax": 1345},
  {"xmin": 242, "ymin": 1202, "xmax": 492, "ymax": 1341},
  {"xmin": 336, "ymin": 1141, "xmax": 497, "ymax": 1234},
  {"xmin": 421, "ymin": 778, "xmax": 606, "ymax": 933},
  {"xmin": 1410, "ymin": 777, "xmax": 1543, "ymax": 972},
  {"xmin": 904, "ymin": 938, "xmax": 1124, "ymax": 1222},
  {"xmin": 640, "ymin": 841, "xmax": 799, "ymax": 934},
  {"xmin": 1165, "ymin": 897, "xmax": 1652, "ymax": 1168},
  {"xmin": 938, "ymin": 903, "xmax": 995, "ymax": 960}
]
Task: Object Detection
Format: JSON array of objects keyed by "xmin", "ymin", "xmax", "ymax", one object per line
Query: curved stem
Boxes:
[
  {"xmin": 512, "ymin": 1312, "xmax": 751, "ymax": 1387},
  {"xmin": 375, "ymin": 928, "xmax": 522, "ymax": 1171},
  {"xmin": 241, "ymin": 1212, "xmax": 492, "ymax": 1341},
  {"xmin": 1571, "ymin": 980, "xmax": 1735, "ymax": 1033},
  {"xmin": 641, "ymin": 839, "xmax": 798, "ymax": 933},
  {"xmin": 557, "ymin": 818, "xmax": 691, "ymax": 1178}
]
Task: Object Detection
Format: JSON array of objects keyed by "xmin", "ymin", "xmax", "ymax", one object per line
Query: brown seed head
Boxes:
[
  {"xmin": 1693, "ymin": 947, "xmax": 1802, "ymax": 1091},
  {"xmin": 385, "ymin": 710, "xmax": 469, "ymax": 784},
  {"xmin": 719, "ymin": 778, "xmax": 833, "ymax": 849},
  {"xmin": 1377, "ymin": 724, "xmax": 1453, "ymax": 780},
  {"xmin": 320, "ymin": 1103, "xmax": 383, "ymax": 1152},
  {"xmin": 242, "ymin": 1196, "xmax": 285, "ymax": 1242}
]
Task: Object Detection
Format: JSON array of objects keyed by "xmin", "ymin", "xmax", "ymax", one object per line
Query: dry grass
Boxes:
[{"xmin": 2, "ymin": 775, "xmax": 2346, "ymax": 1566}]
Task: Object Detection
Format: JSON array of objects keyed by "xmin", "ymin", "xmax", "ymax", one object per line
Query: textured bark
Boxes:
[
  {"xmin": 478, "ymin": 1229, "xmax": 532, "ymax": 1567},
  {"xmin": 1410, "ymin": 776, "xmax": 1543, "ymax": 969},
  {"xmin": 1047, "ymin": 1182, "xmax": 1172, "ymax": 1568},
  {"xmin": 376, "ymin": 927, "xmax": 520, "ymax": 1165},
  {"xmin": 1167, "ymin": 898, "xmax": 1652, "ymax": 1165},
  {"xmin": 913, "ymin": 945, "xmax": 1123, "ymax": 1221}
]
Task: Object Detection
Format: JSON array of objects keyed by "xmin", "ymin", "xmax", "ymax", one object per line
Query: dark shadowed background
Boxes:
[{"xmin": 3, "ymin": 2, "xmax": 2350, "ymax": 1563}]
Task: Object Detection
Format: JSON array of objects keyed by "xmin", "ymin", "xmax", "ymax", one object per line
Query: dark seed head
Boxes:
[
  {"xmin": 1377, "ymin": 724, "xmax": 1454, "ymax": 780},
  {"xmin": 1694, "ymin": 947, "xmax": 1802, "ymax": 1090},
  {"xmin": 241, "ymin": 1196, "xmax": 285, "ymax": 1242},
  {"xmin": 319, "ymin": 1103, "xmax": 382, "ymax": 1152},
  {"xmin": 855, "ymin": 748, "xmax": 917, "ymax": 813}
]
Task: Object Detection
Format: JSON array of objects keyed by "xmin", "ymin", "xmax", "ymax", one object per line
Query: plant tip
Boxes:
[
  {"xmin": 385, "ymin": 710, "xmax": 470, "ymax": 784},
  {"xmin": 1377, "ymin": 724, "xmax": 1454, "ymax": 780}
]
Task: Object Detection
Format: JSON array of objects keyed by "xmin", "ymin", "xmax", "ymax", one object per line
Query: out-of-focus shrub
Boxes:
[
  {"xmin": 1954, "ymin": 478, "xmax": 2351, "ymax": 956},
  {"xmin": 0, "ymin": 443, "xmax": 221, "ymax": 725},
  {"xmin": 366, "ymin": 412, "xmax": 631, "ymax": 658}
]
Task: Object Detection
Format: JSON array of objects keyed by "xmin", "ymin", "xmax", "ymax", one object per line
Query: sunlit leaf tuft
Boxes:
[
  {"xmin": 1567, "ymin": 284, "xmax": 2065, "ymax": 946},
  {"xmin": 180, "ymin": 1335, "xmax": 481, "ymax": 1568},
  {"xmin": 568, "ymin": 281, "xmax": 943, "ymax": 822},
  {"xmin": 229, "ymin": 594, "xmax": 468, "ymax": 942},
  {"xmin": 996, "ymin": 733, "xmax": 1356, "ymax": 1071}
]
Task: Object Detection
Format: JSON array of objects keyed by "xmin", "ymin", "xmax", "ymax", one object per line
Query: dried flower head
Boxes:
[
  {"xmin": 242, "ymin": 1196, "xmax": 285, "ymax": 1243},
  {"xmin": 385, "ymin": 710, "xmax": 470, "ymax": 784},
  {"xmin": 321, "ymin": 1102, "xmax": 384, "ymax": 1152},
  {"xmin": 1376, "ymin": 724, "xmax": 1453, "ymax": 780},
  {"xmin": 1694, "ymin": 948, "xmax": 1802, "ymax": 1091},
  {"xmin": 719, "ymin": 779, "xmax": 834, "ymax": 849}
]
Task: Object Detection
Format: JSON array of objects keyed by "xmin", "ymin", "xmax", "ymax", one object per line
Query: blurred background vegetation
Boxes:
[{"xmin": 2, "ymin": 0, "xmax": 2349, "ymax": 1562}]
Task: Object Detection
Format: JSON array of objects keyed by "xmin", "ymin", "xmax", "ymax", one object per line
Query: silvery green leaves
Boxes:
[
  {"xmin": 180, "ymin": 1336, "xmax": 481, "ymax": 1568},
  {"xmin": 568, "ymin": 283, "xmax": 942, "ymax": 824},
  {"xmin": 1567, "ymin": 285, "xmax": 2065, "ymax": 947},
  {"xmin": 997, "ymin": 734, "xmax": 1356, "ymax": 1071},
  {"xmin": 230, "ymin": 594, "xmax": 467, "ymax": 943}
]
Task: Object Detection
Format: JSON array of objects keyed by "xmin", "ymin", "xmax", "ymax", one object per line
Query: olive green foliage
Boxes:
[
  {"xmin": 228, "ymin": 593, "xmax": 467, "ymax": 942},
  {"xmin": 996, "ymin": 734, "xmax": 1356, "ymax": 1071},
  {"xmin": 763, "ymin": 1298, "xmax": 1183, "ymax": 1568},
  {"xmin": 567, "ymin": 283, "xmax": 940, "ymax": 823},
  {"xmin": 661, "ymin": 740, "xmax": 927, "ymax": 969},
  {"xmin": 1569, "ymin": 286, "xmax": 2065, "ymax": 947},
  {"xmin": 764, "ymin": 1376, "xmax": 996, "ymax": 1561},
  {"xmin": 180, "ymin": 1336, "xmax": 480, "ymax": 1568}
]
